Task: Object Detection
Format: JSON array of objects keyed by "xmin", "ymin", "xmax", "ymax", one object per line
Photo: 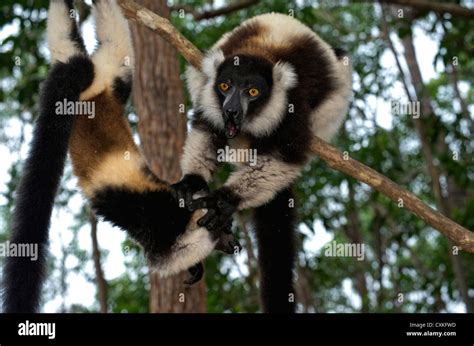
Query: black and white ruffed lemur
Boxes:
[
  {"xmin": 173, "ymin": 13, "xmax": 353, "ymax": 313},
  {"xmin": 2, "ymin": 0, "xmax": 238, "ymax": 313}
]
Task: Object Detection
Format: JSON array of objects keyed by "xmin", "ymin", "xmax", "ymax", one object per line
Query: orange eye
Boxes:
[
  {"xmin": 248, "ymin": 88, "xmax": 260, "ymax": 97},
  {"xmin": 219, "ymin": 82, "xmax": 230, "ymax": 92}
]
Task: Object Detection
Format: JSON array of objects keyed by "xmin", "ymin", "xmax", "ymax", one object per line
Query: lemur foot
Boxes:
[
  {"xmin": 184, "ymin": 262, "xmax": 204, "ymax": 285},
  {"xmin": 214, "ymin": 218, "xmax": 242, "ymax": 254},
  {"xmin": 173, "ymin": 175, "xmax": 241, "ymax": 253},
  {"xmin": 171, "ymin": 174, "xmax": 209, "ymax": 208},
  {"xmin": 216, "ymin": 232, "xmax": 242, "ymax": 254}
]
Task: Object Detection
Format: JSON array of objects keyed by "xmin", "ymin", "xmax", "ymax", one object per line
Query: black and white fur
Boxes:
[
  {"xmin": 175, "ymin": 13, "xmax": 352, "ymax": 313},
  {"xmin": 2, "ymin": 0, "xmax": 236, "ymax": 313}
]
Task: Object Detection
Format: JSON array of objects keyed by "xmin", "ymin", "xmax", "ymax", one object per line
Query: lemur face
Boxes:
[{"xmin": 214, "ymin": 55, "xmax": 273, "ymax": 138}]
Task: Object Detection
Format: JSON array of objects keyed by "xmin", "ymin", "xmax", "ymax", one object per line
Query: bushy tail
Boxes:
[
  {"xmin": 253, "ymin": 186, "xmax": 297, "ymax": 313},
  {"xmin": 2, "ymin": 0, "xmax": 94, "ymax": 312}
]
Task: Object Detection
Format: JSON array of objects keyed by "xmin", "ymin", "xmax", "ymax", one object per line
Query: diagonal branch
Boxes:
[
  {"xmin": 118, "ymin": 0, "xmax": 203, "ymax": 69},
  {"xmin": 117, "ymin": 0, "xmax": 474, "ymax": 253},
  {"xmin": 310, "ymin": 137, "xmax": 474, "ymax": 252}
]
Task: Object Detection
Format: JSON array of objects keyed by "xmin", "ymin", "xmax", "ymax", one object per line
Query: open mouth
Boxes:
[{"xmin": 224, "ymin": 119, "xmax": 240, "ymax": 139}]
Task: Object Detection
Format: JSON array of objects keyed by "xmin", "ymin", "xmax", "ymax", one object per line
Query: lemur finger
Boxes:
[
  {"xmin": 184, "ymin": 190, "xmax": 194, "ymax": 209},
  {"xmin": 204, "ymin": 213, "xmax": 232, "ymax": 234},
  {"xmin": 197, "ymin": 208, "xmax": 217, "ymax": 227},
  {"xmin": 172, "ymin": 188, "xmax": 185, "ymax": 206},
  {"xmin": 184, "ymin": 262, "xmax": 204, "ymax": 285},
  {"xmin": 217, "ymin": 217, "xmax": 233, "ymax": 234},
  {"xmin": 215, "ymin": 215, "xmax": 242, "ymax": 254},
  {"xmin": 188, "ymin": 196, "xmax": 216, "ymax": 211},
  {"xmin": 215, "ymin": 231, "xmax": 239, "ymax": 254},
  {"xmin": 169, "ymin": 187, "xmax": 179, "ymax": 201}
]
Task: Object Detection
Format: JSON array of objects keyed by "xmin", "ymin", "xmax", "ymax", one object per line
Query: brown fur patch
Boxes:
[
  {"xmin": 69, "ymin": 91, "xmax": 168, "ymax": 196},
  {"xmin": 82, "ymin": 150, "xmax": 167, "ymax": 197}
]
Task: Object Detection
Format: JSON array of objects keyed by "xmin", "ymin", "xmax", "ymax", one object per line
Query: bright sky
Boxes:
[{"xmin": 0, "ymin": 6, "xmax": 467, "ymax": 313}]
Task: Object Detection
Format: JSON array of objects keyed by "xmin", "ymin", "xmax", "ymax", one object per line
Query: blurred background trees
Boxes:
[{"xmin": 0, "ymin": 0, "xmax": 472, "ymax": 313}]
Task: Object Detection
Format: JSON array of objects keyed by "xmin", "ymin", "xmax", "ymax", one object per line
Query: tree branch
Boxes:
[
  {"xmin": 377, "ymin": 0, "xmax": 474, "ymax": 19},
  {"xmin": 118, "ymin": 0, "xmax": 203, "ymax": 69},
  {"xmin": 117, "ymin": 0, "xmax": 474, "ymax": 253},
  {"xmin": 170, "ymin": 0, "xmax": 259, "ymax": 21},
  {"xmin": 310, "ymin": 137, "xmax": 474, "ymax": 252}
]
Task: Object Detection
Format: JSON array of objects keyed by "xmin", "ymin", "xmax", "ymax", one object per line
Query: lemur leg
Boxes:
[
  {"xmin": 254, "ymin": 187, "xmax": 296, "ymax": 313},
  {"xmin": 80, "ymin": 0, "xmax": 134, "ymax": 101},
  {"xmin": 47, "ymin": 0, "xmax": 87, "ymax": 63},
  {"xmin": 173, "ymin": 124, "xmax": 220, "ymax": 206}
]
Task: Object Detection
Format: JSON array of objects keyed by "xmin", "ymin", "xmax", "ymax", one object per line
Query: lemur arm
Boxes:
[
  {"xmin": 222, "ymin": 156, "xmax": 301, "ymax": 210},
  {"xmin": 173, "ymin": 117, "xmax": 223, "ymax": 205}
]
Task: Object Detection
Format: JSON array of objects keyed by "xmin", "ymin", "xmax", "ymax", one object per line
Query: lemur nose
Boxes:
[{"xmin": 225, "ymin": 109, "xmax": 238, "ymax": 118}]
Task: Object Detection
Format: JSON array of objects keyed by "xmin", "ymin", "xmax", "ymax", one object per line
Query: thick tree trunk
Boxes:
[{"xmin": 130, "ymin": 0, "xmax": 206, "ymax": 313}]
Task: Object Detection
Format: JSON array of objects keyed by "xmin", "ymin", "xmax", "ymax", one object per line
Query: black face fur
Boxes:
[{"xmin": 214, "ymin": 55, "xmax": 273, "ymax": 138}]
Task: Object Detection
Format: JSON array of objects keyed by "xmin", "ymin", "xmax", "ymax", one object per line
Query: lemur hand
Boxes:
[
  {"xmin": 171, "ymin": 174, "xmax": 209, "ymax": 209},
  {"xmin": 214, "ymin": 217, "xmax": 242, "ymax": 255},
  {"xmin": 188, "ymin": 188, "xmax": 240, "ymax": 236},
  {"xmin": 184, "ymin": 262, "xmax": 204, "ymax": 285}
]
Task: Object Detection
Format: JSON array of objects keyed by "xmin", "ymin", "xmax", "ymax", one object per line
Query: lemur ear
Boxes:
[
  {"xmin": 202, "ymin": 49, "xmax": 225, "ymax": 79},
  {"xmin": 273, "ymin": 61, "xmax": 298, "ymax": 89}
]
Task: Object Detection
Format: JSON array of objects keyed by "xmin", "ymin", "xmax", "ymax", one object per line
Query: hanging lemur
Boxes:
[
  {"xmin": 173, "ymin": 13, "xmax": 352, "ymax": 313},
  {"xmin": 2, "ymin": 0, "xmax": 238, "ymax": 313},
  {"xmin": 2, "ymin": 0, "xmax": 352, "ymax": 314}
]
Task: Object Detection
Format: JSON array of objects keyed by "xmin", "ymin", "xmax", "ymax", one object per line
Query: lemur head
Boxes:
[
  {"xmin": 214, "ymin": 55, "xmax": 273, "ymax": 138},
  {"xmin": 191, "ymin": 50, "xmax": 298, "ymax": 138}
]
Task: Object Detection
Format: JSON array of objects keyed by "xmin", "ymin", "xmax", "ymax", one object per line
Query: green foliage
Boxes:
[{"xmin": 108, "ymin": 241, "xmax": 150, "ymax": 313}]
